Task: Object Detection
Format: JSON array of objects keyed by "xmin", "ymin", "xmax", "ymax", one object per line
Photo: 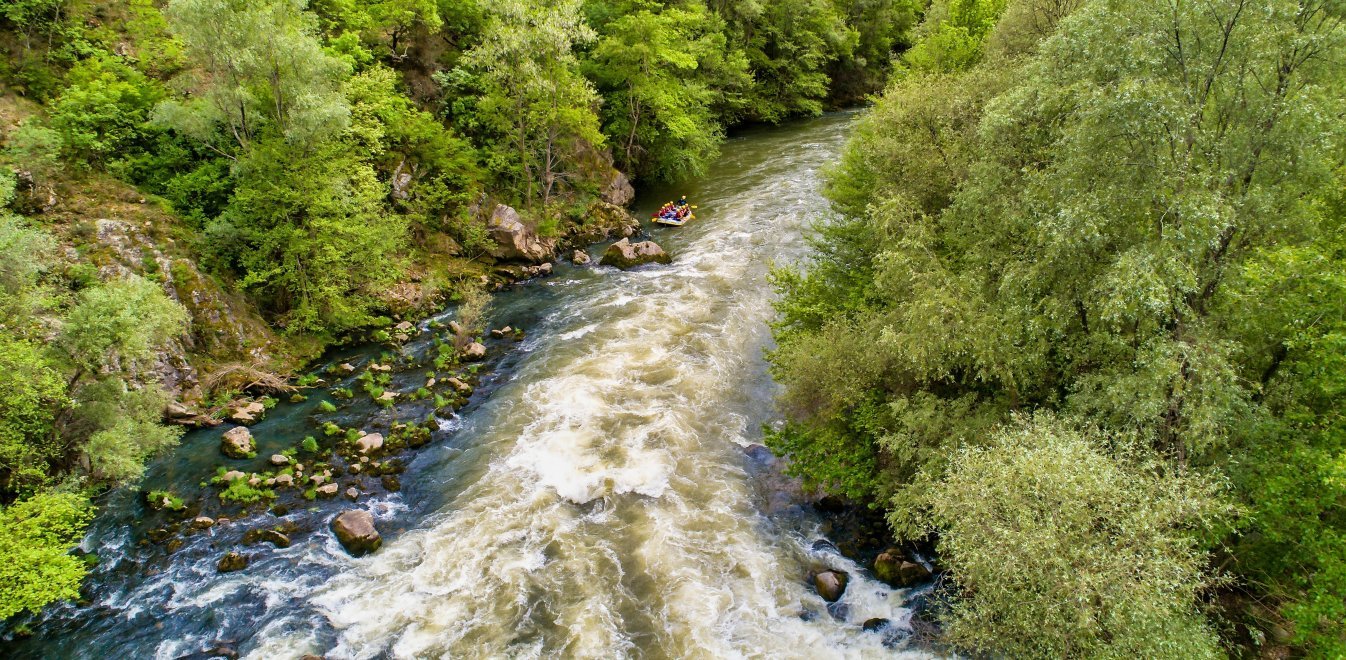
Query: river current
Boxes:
[{"xmin": 12, "ymin": 112, "xmax": 930, "ymax": 659}]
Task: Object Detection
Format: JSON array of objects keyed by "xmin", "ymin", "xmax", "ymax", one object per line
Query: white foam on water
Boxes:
[{"xmin": 288, "ymin": 115, "xmax": 934, "ymax": 659}]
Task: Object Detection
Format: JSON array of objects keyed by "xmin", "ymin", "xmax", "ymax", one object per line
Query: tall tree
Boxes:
[
  {"xmin": 157, "ymin": 0, "xmax": 351, "ymax": 152},
  {"xmin": 457, "ymin": 0, "xmax": 604, "ymax": 207}
]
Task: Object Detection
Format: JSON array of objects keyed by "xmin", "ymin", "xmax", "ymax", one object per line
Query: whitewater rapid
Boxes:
[{"xmin": 15, "ymin": 112, "xmax": 931, "ymax": 659}]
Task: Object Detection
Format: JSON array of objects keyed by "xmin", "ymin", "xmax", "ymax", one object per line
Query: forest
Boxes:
[
  {"xmin": 768, "ymin": 0, "xmax": 1346, "ymax": 656},
  {"xmin": 0, "ymin": 0, "xmax": 912, "ymax": 628}
]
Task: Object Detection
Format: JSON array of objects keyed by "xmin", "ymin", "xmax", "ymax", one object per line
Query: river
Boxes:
[{"xmin": 10, "ymin": 112, "xmax": 932, "ymax": 659}]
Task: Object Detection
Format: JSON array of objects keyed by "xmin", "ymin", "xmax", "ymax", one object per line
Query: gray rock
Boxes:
[
  {"xmin": 572, "ymin": 250, "xmax": 591, "ymax": 265},
  {"xmin": 602, "ymin": 170, "xmax": 635, "ymax": 207},
  {"xmin": 601, "ymin": 238, "xmax": 672, "ymax": 269},
  {"xmin": 355, "ymin": 433, "xmax": 384, "ymax": 454},
  {"xmin": 487, "ymin": 204, "xmax": 555, "ymax": 263},
  {"xmin": 316, "ymin": 483, "xmax": 339, "ymax": 498},
  {"xmin": 331, "ymin": 510, "xmax": 381, "ymax": 556},
  {"xmin": 227, "ymin": 401, "xmax": 266, "ymax": 425},
  {"xmin": 221, "ymin": 427, "xmax": 254, "ymax": 459},
  {"xmin": 274, "ymin": 474, "xmax": 294, "ymax": 488},
  {"xmin": 462, "ymin": 342, "xmax": 487, "ymax": 361},
  {"xmin": 445, "ymin": 377, "xmax": 473, "ymax": 395},
  {"xmin": 269, "ymin": 454, "xmax": 290, "ymax": 466},
  {"xmin": 191, "ymin": 516, "xmax": 215, "ymax": 530}
]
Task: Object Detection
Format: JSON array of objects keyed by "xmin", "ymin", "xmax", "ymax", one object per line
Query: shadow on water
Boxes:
[{"xmin": 7, "ymin": 111, "xmax": 940, "ymax": 660}]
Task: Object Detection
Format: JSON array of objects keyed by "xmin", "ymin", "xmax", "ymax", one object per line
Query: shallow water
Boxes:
[{"xmin": 11, "ymin": 112, "xmax": 931, "ymax": 659}]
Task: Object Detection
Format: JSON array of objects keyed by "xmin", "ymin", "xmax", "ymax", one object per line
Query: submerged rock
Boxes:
[
  {"xmin": 601, "ymin": 238, "xmax": 671, "ymax": 269},
  {"xmin": 217, "ymin": 552, "xmax": 248, "ymax": 573},
  {"xmin": 331, "ymin": 510, "xmax": 381, "ymax": 556},
  {"xmin": 243, "ymin": 528, "xmax": 292, "ymax": 548},
  {"xmin": 814, "ymin": 570, "xmax": 849, "ymax": 602},
  {"xmin": 220, "ymin": 427, "xmax": 254, "ymax": 459},
  {"xmin": 191, "ymin": 516, "xmax": 215, "ymax": 530}
]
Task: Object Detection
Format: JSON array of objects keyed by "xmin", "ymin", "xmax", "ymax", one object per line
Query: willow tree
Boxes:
[
  {"xmin": 770, "ymin": 0, "xmax": 1346, "ymax": 653},
  {"xmin": 157, "ymin": 0, "xmax": 351, "ymax": 152}
]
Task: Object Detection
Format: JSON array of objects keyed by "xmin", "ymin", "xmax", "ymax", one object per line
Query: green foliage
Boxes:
[
  {"xmin": 770, "ymin": 0, "xmax": 1346, "ymax": 655},
  {"xmin": 59, "ymin": 276, "xmax": 189, "ymax": 376},
  {"xmin": 317, "ymin": 400, "xmax": 338, "ymax": 413},
  {"xmin": 216, "ymin": 138, "xmax": 407, "ymax": 334},
  {"xmin": 144, "ymin": 489, "xmax": 186, "ymax": 511},
  {"xmin": 158, "ymin": 0, "xmax": 351, "ymax": 150},
  {"xmin": 0, "ymin": 492, "xmax": 94, "ymax": 619},
  {"xmin": 585, "ymin": 5, "xmax": 734, "ymax": 180},
  {"xmin": 895, "ymin": 416, "xmax": 1232, "ymax": 658},
  {"xmin": 452, "ymin": 0, "xmax": 604, "ymax": 206},
  {"xmin": 218, "ymin": 477, "xmax": 275, "ymax": 504},
  {"xmin": 301, "ymin": 435, "xmax": 319, "ymax": 453},
  {"xmin": 49, "ymin": 53, "xmax": 165, "ymax": 166}
]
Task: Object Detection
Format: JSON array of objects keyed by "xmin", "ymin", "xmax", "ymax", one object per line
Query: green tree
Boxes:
[
  {"xmin": 49, "ymin": 53, "xmax": 165, "ymax": 166},
  {"xmin": 0, "ymin": 491, "xmax": 93, "ymax": 620},
  {"xmin": 895, "ymin": 416, "xmax": 1232, "ymax": 658},
  {"xmin": 157, "ymin": 0, "xmax": 351, "ymax": 151},
  {"xmin": 456, "ymin": 0, "xmax": 604, "ymax": 207},
  {"xmin": 586, "ymin": 5, "xmax": 727, "ymax": 180},
  {"xmin": 216, "ymin": 138, "xmax": 407, "ymax": 334}
]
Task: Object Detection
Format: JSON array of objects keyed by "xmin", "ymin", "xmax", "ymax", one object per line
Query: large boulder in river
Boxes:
[
  {"xmin": 873, "ymin": 548, "xmax": 931, "ymax": 587},
  {"xmin": 488, "ymin": 204, "xmax": 555, "ymax": 263},
  {"xmin": 814, "ymin": 570, "xmax": 849, "ymax": 602},
  {"xmin": 220, "ymin": 427, "xmax": 255, "ymax": 459},
  {"xmin": 331, "ymin": 509, "xmax": 382, "ymax": 556},
  {"xmin": 601, "ymin": 238, "xmax": 671, "ymax": 270}
]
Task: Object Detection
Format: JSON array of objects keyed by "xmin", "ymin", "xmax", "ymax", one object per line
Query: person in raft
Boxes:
[{"xmin": 674, "ymin": 196, "xmax": 689, "ymax": 217}]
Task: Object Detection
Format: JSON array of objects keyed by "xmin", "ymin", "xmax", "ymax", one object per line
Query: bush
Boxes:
[{"xmin": 893, "ymin": 416, "xmax": 1234, "ymax": 658}]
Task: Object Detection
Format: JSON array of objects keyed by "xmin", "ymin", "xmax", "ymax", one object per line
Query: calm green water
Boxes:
[{"xmin": 10, "ymin": 112, "xmax": 932, "ymax": 659}]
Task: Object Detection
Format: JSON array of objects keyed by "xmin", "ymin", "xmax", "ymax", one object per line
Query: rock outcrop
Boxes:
[
  {"xmin": 220, "ymin": 427, "xmax": 255, "ymax": 459},
  {"xmin": 601, "ymin": 238, "xmax": 672, "ymax": 269},
  {"xmin": 601, "ymin": 170, "xmax": 635, "ymax": 207},
  {"xmin": 487, "ymin": 204, "xmax": 555, "ymax": 263},
  {"xmin": 331, "ymin": 510, "xmax": 382, "ymax": 556}
]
